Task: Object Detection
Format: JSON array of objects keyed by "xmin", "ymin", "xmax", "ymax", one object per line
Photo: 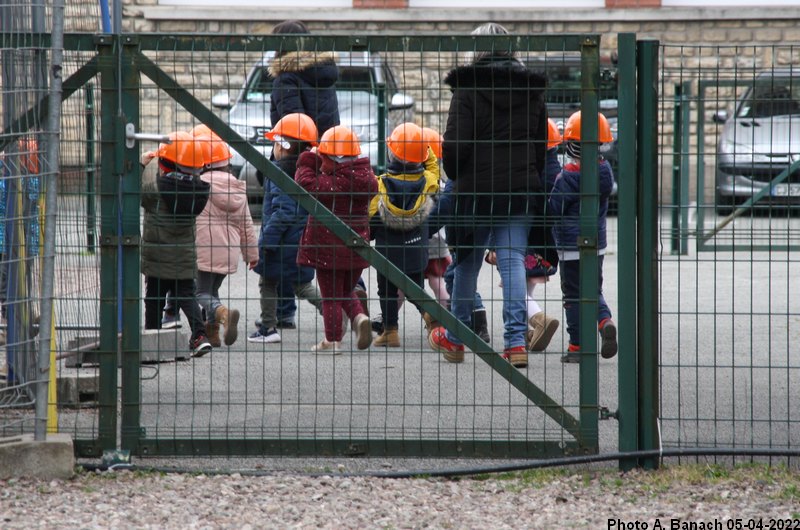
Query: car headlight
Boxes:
[{"xmin": 350, "ymin": 124, "xmax": 379, "ymax": 143}]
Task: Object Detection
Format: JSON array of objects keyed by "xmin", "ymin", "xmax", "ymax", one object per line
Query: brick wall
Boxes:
[{"xmin": 79, "ymin": 5, "xmax": 800, "ymax": 203}]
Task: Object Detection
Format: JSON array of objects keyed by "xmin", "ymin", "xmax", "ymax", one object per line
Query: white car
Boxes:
[
  {"xmin": 714, "ymin": 68, "xmax": 800, "ymax": 214},
  {"xmin": 211, "ymin": 51, "xmax": 415, "ymax": 213}
]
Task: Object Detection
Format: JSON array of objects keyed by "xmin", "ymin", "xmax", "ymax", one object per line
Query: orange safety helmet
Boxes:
[
  {"xmin": 190, "ymin": 124, "xmax": 219, "ymax": 140},
  {"xmin": 386, "ymin": 122, "xmax": 427, "ymax": 164},
  {"xmin": 421, "ymin": 127, "xmax": 443, "ymax": 159},
  {"xmin": 195, "ymin": 135, "xmax": 232, "ymax": 167},
  {"xmin": 266, "ymin": 113, "xmax": 318, "ymax": 145},
  {"xmin": 318, "ymin": 126, "xmax": 361, "ymax": 157},
  {"xmin": 562, "ymin": 111, "xmax": 613, "ymax": 143},
  {"xmin": 157, "ymin": 131, "xmax": 209, "ymax": 170},
  {"xmin": 547, "ymin": 118, "xmax": 562, "ymax": 150}
]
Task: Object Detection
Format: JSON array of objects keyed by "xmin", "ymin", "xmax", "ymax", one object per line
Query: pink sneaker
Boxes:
[{"xmin": 311, "ymin": 339, "xmax": 342, "ymax": 355}]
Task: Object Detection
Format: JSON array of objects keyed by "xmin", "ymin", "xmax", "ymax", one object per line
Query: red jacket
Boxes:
[{"xmin": 295, "ymin": 152, "xmax": 377, "ymax": 271}]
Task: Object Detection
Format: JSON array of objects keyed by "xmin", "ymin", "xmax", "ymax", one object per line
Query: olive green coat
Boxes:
[{"xmin": 140, "ymin": 170, "xmax": 197, "ymax": 280}]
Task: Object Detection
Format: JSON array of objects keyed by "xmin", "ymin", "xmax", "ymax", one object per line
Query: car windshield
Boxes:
[
  {"xmin": 738, "ymin": 77, "xmax": 800, "ymax": 118},
  {"xmin": 242, "ymin": 64, "xmax": 378, "ymax": 103},
  {"xmin": 524, "ymin": 56, "xmax": 618, "ymax": 106}
]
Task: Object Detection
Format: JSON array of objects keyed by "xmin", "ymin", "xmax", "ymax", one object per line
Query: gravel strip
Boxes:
[{"xmin": 2, "ymin": 466, "xmax": 798, "ymax": 529}]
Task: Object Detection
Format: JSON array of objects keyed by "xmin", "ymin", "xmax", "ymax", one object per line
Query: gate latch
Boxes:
[{"xmin": 125, "ymin": 123, "xmax": 172, "ymax": 149}]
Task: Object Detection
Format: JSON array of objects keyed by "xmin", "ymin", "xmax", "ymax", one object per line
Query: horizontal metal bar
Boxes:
[
  {"xmin": 1, "ymin": 32, "xmax": 592, "ymax": 53},
  {"xmin": 135, "ymin": 438, "xmax": 586, "ymax": 459}
]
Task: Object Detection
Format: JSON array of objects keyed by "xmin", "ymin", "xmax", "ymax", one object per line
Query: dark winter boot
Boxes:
[{"xmin": 471, "ymin": 309, "xmax": 490, "ymax": 344}]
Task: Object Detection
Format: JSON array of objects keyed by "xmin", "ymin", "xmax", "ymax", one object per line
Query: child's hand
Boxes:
[
  {"xmin": 248, "ymin": 259, "xmax": 259, "ymax": 270},
  {"xmin": 140, "ymin": 151, "xmax": 156, "ymax": 167}
]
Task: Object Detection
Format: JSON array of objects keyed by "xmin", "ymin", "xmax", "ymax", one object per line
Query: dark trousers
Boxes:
[
  {"xmin": 144, "ymin": 276, "xmax": 205, "ymax": 340},
  {"xmin": 315, "ymin": 268, "xmax": 365, "ymax": 342},
  {"xmin": 276, "ymin": 279, "xmax": 297, "ymax": 323},
  {"xmin": 377, "ymin": 270, "xmax": 425, "ymax": 328},
  {"xmin": 559, "ymin": 257, "xmax": 612, "ymax": 347}
]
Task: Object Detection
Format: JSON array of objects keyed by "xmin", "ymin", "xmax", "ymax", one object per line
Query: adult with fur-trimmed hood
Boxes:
[
  {"xmin": 428, "ymin": 22, "xmax": 548, "ymax": 370},
  {"xmin": 267, "ymin": 19, "xmax": 341, "ymax": 328},
  {"xmin": 269, "ymin": 20, "xmax": 340, "ymax": 138}
]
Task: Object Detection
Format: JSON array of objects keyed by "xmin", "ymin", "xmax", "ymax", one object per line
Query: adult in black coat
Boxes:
[
  {"xmin": 429, "ymin": 22, "xmax": 548, "ymax": 369},
  {"xmin": 266, "ymin": 20, "xmax": 342, "ymax": 328}
]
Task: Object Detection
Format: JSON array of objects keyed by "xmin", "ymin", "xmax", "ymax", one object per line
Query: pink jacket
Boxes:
[{"xmin": 195, "ymin": 170, "xmax": 258, "ymax": 274}]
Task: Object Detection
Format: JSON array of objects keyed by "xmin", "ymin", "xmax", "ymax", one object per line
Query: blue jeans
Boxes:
[
  {"xmin": 444, "ymin": 252, "xmax": 483, "ymax": 312},
  {"xmin": 446, "ymin": 216, "xmax": 531, "ymax": 349},
  {"xmin": 559, "ymin": 257, "xmax": 612, "ymax": 347}
]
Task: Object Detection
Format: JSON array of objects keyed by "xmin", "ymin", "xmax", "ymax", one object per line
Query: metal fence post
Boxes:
[
  {"xmin": 636, "ymin": 39, "xmax": 661, "ymax": 470},
  {"xmin": 616, "ymin": 32, "xmax": 638, "ymax": 471},
  {"xmin": 119, "ymin": 38, "xmax": 142, "ymax": 453},
  {"xmin": 578, "ymin": 35, "xmax": 600, "ymax": 451},
  {"xmin": 85, "ymin": 82, "xmax": 96, "ymax": 254},
  {"xmin": 35, "ymin": 0, "xmax": 65, "ymax": 441},
  {"xmin": 670, "ymin": 81, "xmax": 691, "ymax": 256},
  {"xmin": 97, "ymin": 35, "xmax": 120, "ymax": 454}
]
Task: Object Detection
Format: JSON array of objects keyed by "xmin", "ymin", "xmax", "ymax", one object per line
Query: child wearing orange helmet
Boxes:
[
  {"xmin": 295, "ymin": 125, "xmax": 377, "ymax": 353},
  {"xmin": 192, "ymin": 131, "xmax": 259, "ymax": 348},
  {"xmin": 140, "ymin": 132, "xmax": 213, "ymax": 357},
  {"xmin": 371, "ymin": 126, "xmax": 450, "ymax": 339},
  {"xmin": 549, "ymin": 111, "xmax": 617, "ymax": 363},
  {"xmin": 368, "ymin": 122, "xmax": 440, "ymax": 348},
  {"xmin": 249, "ymin": 113, "xmax": 324, "ymax": 344}
]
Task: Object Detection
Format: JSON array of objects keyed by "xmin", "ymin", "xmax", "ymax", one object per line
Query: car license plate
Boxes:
[{"xmin": 771, "ymin": 183, "xmax": 800, "ymax": 197}]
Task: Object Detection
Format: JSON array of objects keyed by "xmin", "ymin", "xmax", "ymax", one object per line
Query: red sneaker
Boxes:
[
  {"xmin": 561, "ymin": 343, "xmax": 580, "ymax": 364},
  {"xmin": 502, "ymin": 345, "xmax": 528, "ymax": 368},
  {"xmin": 429, "ymin": 327, "xmax": 464, "ymax": 363}
]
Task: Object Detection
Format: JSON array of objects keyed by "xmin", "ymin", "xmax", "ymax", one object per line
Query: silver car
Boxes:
[
  {"xmin": 714, "ymin": 68, "xmax": 800, "ymax": 214},
  {"xmin": 211, "ymin": 51, "xmax": 414, "ymax": 210}
]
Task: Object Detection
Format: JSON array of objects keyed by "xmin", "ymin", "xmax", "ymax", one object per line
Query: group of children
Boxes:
[
  {"xmin": 140, "ymin": 127, "xmax": 258, "ymax": 357},
  {"xmin": 141, "ymin": 109, "xmax": 617, "ymax": 365}
]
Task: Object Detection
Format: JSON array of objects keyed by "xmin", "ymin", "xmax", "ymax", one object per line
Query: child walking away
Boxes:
[
  {"xmin": 549, "ymin": 111, "xmax": 618, "ymax": 363},
  {"xmin": 370, "ymin": 126, "xmax": 447, "ymax": 337},
  {"xmin": 141, "ymin": 132, "xmax": 213, "ymax": 357},
  {"xmin": 250, "ymin": 113, "xmax": 324, "ymax": 344},
  {"xmin": 525, "ymin": 118, "xmax": 564, "ymax": 352},
  {"xmin": 295, "ymin": 125, "xmax": 377, "ymax": 353},
  {"xmin": 193, "ymin": 130, "xmax": 259, "ymax": 347},
  {"xmin": 369, "ymin": 123, "xmax": 439, "ymax": 347}
]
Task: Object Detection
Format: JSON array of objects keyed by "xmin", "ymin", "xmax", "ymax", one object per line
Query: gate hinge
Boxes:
[{"xmin": 599, "ymin": 407, "xmax": 619, "ymax": 421}]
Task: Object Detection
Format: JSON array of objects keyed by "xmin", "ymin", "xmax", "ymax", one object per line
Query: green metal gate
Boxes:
[{"xmin": 2, "ymin": 31, "xmax": 658, "ymax": 463}]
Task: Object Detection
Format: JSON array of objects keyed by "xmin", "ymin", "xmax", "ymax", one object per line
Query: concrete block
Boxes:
[
  {"xmin": 56, "ymin": 373, "xmax": 99, "ymax": 407},
  {"xmin": 0, "ymin": 434, "xmax": 74, "ymax": 479},
  {"xmin": 64, "ymin": 334, "xmax": 102, "ymax": 368},
  {"xmin": 141, "ymin": 328, "xmax": 190, "ymax": 362},
  {"xmin": 63, "ymin": 329, "xmax": 190, "ymax": 368}
]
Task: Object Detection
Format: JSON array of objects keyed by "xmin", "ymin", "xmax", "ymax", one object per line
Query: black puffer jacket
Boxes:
[
  {"xmin": 269, "ymin": 51, "xmax": 340, "ymax": 135},
  {"xmin": 442, "ymin": 56, "xmax": 547, "ymax": 209}
]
